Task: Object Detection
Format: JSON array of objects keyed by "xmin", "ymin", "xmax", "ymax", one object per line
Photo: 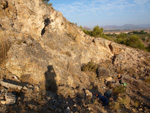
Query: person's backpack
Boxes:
[{"xmin": 104, "ymin": 90, "xmax": 112, "ymax": 98}]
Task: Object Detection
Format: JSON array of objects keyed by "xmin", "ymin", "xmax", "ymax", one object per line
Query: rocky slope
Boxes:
[{"xmin": 0, "ymin": 0, "xmax": 150, "ymax": 112}]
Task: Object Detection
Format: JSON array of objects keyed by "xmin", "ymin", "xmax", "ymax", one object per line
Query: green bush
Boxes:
[
  {"xmin": 115, "ymin": 33, "xmax": 127, "ymax": 44},
  {"xmin": 146, "ymin": 45, "xmax": 150, "ymax": 52},
  {"xmin": 125, "ymin": 35, "xmax": 145, "ymax": 49},
  {"xmin": 116, "ymin": 34, "xmax": 145, "ymax": 50},
  {"xmin": 130, "ymin": 30, "xmax": 147, "ymax": 34},
  {"xmin": 81, "ymin": 61, "xmax": 98, "ymax": 73}
]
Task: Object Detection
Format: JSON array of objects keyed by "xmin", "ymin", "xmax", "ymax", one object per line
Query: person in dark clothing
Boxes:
[
  {"xmin": 95, "ymin": 93, "xmax": 109, "ymax": 106},
  {"xmin": 104, "ymin": 89, "xmax": 112, "ymax": 99},
  {"xmin": 117, "ymin": 74, "xmax": 123, "ymax": 84}
]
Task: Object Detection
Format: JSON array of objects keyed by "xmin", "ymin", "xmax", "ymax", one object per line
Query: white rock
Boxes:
[
  {"xmin": 0, "ymin": 100, "xmax": 6, "ymax": 105},
  {"xmin": 0, "ymin": 80, "xmax": 22, "ymax": 90}
]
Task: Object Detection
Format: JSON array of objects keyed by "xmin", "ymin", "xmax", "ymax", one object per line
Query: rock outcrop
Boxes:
[{"xmin": 0, "ymin": 0, "xmax": 150, "ymax": 112}]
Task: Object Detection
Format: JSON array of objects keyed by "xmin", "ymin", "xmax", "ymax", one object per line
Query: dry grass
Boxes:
[
  {"xmin": 81, "ymin": 61, "xmax": 98, "ymax": 73},
  {"xmin": 134, "ymin": 100, "xmax": 140, "ymax": 108},
  {"xmin": 0, "ymin": 37, "xmax": 10, "ymax": 64},
  {"xmin": 113, "ymin": 86, "xmax": 126, "ymax": 95},
  {"xmin": 145, "ymin": 77, "xmax": 150, "ymax": 84},
  {"xmin": 127, "ymin": 67, "xmax": 137, "ymax": 76},
  {"xmin": 113, "ymin": 102, "xmax": 121, "ymax": 111}
]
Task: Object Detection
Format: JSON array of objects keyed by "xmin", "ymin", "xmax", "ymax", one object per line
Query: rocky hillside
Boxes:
[{"xmin": 0, "ymin": 0, "xmax": 150, "ymax": 112}]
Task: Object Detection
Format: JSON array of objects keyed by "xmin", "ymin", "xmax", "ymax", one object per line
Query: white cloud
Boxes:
[
  {"xmin": 53, "ymin": 0, "xmax": 150, "ymax": 25},
  {"xmin": 55, "ymin": 0, "xmax": 136, "ymax": 16},
  {"xmin": 134, "ymin": 0, "xmax": 149, "ymax": 5}
]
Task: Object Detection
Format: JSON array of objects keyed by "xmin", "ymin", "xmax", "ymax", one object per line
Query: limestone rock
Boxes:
[
  {"xmin": 5, "ymin": 92, "xmax": 16, "ymax": 105},
  {"xmin": 97, "ymin": 67, "xmax": 110, "ymax": 77},
  {"xmin": 0, "ymin": 80, "xmax": 22, "ymax": 91},
  {"xmin": 0, "ymin": 100, "xmax": 6, "ymax": 105}
]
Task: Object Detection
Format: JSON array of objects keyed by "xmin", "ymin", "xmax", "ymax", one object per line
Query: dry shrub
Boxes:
[
  {"xmin": 113, "ymin": 102, "xmax": 121, "ymax": 111},
  {"xmin": 134, "ymin": 100, "xmax": 140, "ymax": 108},
  {"xmin": 110, "ymin": 96, "xmax": 130, "ymax": 112},
  {"xmin": 113, "ymin": 86, "xmax": 126, "ymax": 95},
  {"xmin": 0, "ymin": 37, "xmax": 10, "ymax": 64},
  {"xmin": 100, "ymin": 60, "xmax": 112, "ymax": 69},
  {"xmin": 145, "ymin": 77, "xmax": 150, "ymax": 84},
  {"xmin": 65, "ymin": 51, "xmax": 71, "ymax": 57},
  {"xmin": 81, "ymin": 61, "xmax": 98, "ymax": 73},
  {"xmin": 116, "ymin": 68, "xmax": 124, "ymax": 74}
]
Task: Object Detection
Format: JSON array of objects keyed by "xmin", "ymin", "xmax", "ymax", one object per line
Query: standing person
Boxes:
[{"xmin": 117, "ymin": 74, "xmax": 123, "ymax": 84}]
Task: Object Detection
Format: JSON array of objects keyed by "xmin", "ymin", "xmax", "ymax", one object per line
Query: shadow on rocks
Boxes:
[{"xmin": 45, "ymin": 65, "xmax": 58, "ymax": 93}]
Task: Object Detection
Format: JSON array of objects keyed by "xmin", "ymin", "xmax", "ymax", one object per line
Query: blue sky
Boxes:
[{"xmin": 50, "ymin": 0, "xmax": 150, "ymax": 27}]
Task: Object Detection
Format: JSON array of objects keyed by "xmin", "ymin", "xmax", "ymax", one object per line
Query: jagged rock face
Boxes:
[{"xmin": 1, "ymin": 0, "xmax": 150, "ymax": 98}]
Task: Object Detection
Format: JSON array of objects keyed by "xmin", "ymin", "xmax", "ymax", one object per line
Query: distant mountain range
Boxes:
[
  {"xmin": 83, "ymin": 24, "xmax": 150, "ymax": 30},
  {"xmin": 102, "ymin": 24, "xmax": 150, "ymax": 30}
]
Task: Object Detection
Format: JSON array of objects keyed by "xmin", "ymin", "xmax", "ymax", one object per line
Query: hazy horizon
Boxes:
[{"xmin": 51, "ymin": 0, "xmax": 150, "ymax": 27}]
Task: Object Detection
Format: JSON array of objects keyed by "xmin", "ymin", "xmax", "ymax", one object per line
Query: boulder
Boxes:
[
  {"xmin": 97, "ymin": 67, "xmax": 110, "ymax": 77},
  {"xmin": 105, "ymin": 77, "xmax": 113, "ymax": 83},
  {"xmin": 0, "ymin": 100, "xmax": 6, "ymax": 105},
  {"xmin": 0, "ymin": 80, "xmax": 23, "ymax": 91}
]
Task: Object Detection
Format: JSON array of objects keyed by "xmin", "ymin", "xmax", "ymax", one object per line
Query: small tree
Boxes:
[
  {"xmin": 42, "ymin": 0, "xmax": 52, "ymax": 5},
  {"xmin": 43, "ymin": 0, "xmax": 50, "ymax": 3},
  {"xmin": 92, "ymin": 26, "xmax": 103, "ymax": 37}
]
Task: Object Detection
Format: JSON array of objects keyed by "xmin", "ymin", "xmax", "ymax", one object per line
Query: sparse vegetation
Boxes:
[
  {"xmin": 42, "ymin": 0, "xmax": 52, "ymax": 6},
  {"xmin": 80, "ymin": 25, "xmax": 103, "ymax": 37},
  {"xmin": 80, "ymin": 26, "xmax": 150, "ymax": 52},
  {"xmin": 81, "ymin": 61, "xmax": 98, "ymax": 73},
  {"xmin": 42, "ymin": 0, "xmax": 50, "ymax": 3},
  {"xmin": 116, "ymin": 34, "xmax": 145, "ymax": 49},
  {"xmin": 145, "ymin": 77, "xmax": 150, "ymax": 84},
  {"xmin": 113, "ymin": 86, "xmax": 126, "ymax": 95},
  {"xmin": 134, "ymin": 100, "xmax": 140, "ymax": 108}
]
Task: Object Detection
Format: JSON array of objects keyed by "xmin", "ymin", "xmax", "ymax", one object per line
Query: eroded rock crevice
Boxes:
[
  {"xmin": 0, "ymin": 0, "xmax": 8, "ymax": 9},
  {"xmin": 41, "ymin": 18, "xmax": 50, "ymax": 35}
]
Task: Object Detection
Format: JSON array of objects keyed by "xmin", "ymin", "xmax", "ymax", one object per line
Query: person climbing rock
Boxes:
[
  {"xmin": 95, "ymin": 93, "xmax": 109, "ymax": 106},
  {"xmin": 117, "ymin": 74, "xmax": 123, "ymax": 84}
]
